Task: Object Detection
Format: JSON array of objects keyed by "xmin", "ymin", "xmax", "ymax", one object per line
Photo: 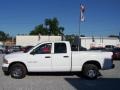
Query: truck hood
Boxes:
[{"xmin": 5, "ymin": 52, "xmax": 26, "ymax": 59}]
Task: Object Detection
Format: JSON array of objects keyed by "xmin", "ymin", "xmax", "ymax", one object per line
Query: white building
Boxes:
[
  {"xmin": 16, "ymin": 35, "xmax": 120, "ymax": 49},
  {"xmin": 0, "ymin": 42, "xmax": 3, "ymax": 45},
  {"xmin": 81, "ymin": 37, "xmax": 120, "ymax": 49},
  {"xmin": 16, "ymin": 35, "xmax": 62, "ymax": 46}
]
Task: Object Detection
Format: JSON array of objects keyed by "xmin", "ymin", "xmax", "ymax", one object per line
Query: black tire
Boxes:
[
  {"xmin": 10, "ymin": 63, "xmax": 27, "ymax": 79},
  {"xmin": 0, "ymin": 50, "xmax": 3, "ymax": 54},
  {"xmin": 3, "ymin": 71, "xmax": 9, "ymax": 76},
  {"xmin": 82, "ymin": 64, "xmax": 99, "ymax": 79}
]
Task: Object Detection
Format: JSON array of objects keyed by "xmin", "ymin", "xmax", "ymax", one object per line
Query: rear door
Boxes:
[{"xmin": 52, "ymin": 42, "xmax": 71, "ymax": 71}]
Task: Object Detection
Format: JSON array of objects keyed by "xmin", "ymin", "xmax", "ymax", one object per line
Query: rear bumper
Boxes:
[
  {"xmin": 102, "ymin": 58, "xmax": 115, "ymax": 70},
  {"xmin": 112, "ymin": 64, "xmax": 115, "ymax": 69},
  {"xmin": 102, "ymin": 64, "xmax": 115, "ymax": 70}
]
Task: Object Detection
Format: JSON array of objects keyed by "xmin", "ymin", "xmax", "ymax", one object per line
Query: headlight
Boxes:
[{"xmin": 3, "ymin": 58, "xmax": 8, "ymax": 64}]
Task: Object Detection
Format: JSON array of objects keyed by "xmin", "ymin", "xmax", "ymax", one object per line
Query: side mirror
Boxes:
[{"xmin": 30, "ymin": 50, "xmax": 36, "ymax": 55}]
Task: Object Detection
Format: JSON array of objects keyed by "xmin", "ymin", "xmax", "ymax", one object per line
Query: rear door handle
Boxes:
[
  {"xmin": 63, "ymin": 56, "xmax": 69, "ymax": 58},
  {"xmin": 45, "ymin": 56, "xmax": 51, "ymax": 58}
]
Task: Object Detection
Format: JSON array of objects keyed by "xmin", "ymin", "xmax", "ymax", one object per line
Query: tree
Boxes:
[
  {"xmin": 30, "ymin": 24, "xmax": 48, "ymax": 35},
  {"xmin": 44, "ymin": 17, "xmax": 60, "ymax": 35},
  {"xmin": 30, "ymin": 17, "xmax": 64, "ymax": 35},
  {"xmin": 65, "ymin": 35, "xmax": 75, "ymax": 44},
  {"xmin": 59, "ymin": 27, "xmax": 64, "ymax": 35},
  {"xmin": 108, "ymin": 35, "xmax": 119, "ymax": 38},
  {"xmin": 0, "ymin": 31, "xmax": 9, "ymax": 41}
]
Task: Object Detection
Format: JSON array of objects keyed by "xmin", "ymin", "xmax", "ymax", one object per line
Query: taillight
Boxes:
[{"xmin": 111, "ymin": 53, "xmax": 114, "ymax": 62}]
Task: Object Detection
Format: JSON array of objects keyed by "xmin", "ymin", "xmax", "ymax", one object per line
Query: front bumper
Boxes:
[
  {"xmin": 2, "ymin": 66, "xmax": 8, "ymax": 72},
  {"xmin": 2, "ymin": 63, "xmax": 9, "ymax": 72}
]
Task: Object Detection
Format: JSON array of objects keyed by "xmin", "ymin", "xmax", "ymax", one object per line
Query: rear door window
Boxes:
[{"xmin": 54, "ymin": 43, "xmax": 67, "ymax": 53}]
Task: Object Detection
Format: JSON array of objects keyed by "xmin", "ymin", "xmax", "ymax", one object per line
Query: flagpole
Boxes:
[
  {"xmin": 78, "ymin": 4, "xmax": 82, "ymax": 51},
  {"xmin": 79, "ymin": 4, "xmax": 81, "ymax": 37},
  {"xmin": 78, "ymin": 6, "xmax": 81, "ymax": 51},
  {"xmin": 119, "ymin": 32, "xmax": 120, "ymax": 42},
  {"xmin": 79, "ymin": 4, "xmax": 85, "ymax": 51}
]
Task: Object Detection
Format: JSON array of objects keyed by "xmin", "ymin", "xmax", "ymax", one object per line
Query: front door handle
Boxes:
[
  {"xmin": 63, "ymin": 56, "xmax": 69, "ymax": 58},
  {"xmin": 45, "ymin": 56, "xmax": 51, "ymax": 58}
]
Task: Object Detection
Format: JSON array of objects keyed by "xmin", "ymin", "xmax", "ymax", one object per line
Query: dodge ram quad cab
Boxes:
[{"xmin": 2, "ymin": 41, "xmax": 114, "ymax": 79}]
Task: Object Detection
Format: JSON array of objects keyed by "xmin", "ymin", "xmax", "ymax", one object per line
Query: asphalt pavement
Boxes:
[{"xmin": 0, "ymin": 54, "xmax": 120, "ymax": 90}]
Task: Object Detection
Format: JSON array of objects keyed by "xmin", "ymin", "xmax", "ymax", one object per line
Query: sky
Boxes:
[{"xmin": 0, "ymin": 0, "xmax": 120, "ymax": 37}]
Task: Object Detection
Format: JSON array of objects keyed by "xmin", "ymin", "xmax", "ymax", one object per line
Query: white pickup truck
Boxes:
[{"xmin": 2, "ymin": 41, "xmax": 114, "ymax": 79}]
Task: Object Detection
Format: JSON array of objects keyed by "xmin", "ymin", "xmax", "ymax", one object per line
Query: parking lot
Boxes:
[{"xmin": 0, "ymin": 54, "xmax": 120, "ymax": 90}]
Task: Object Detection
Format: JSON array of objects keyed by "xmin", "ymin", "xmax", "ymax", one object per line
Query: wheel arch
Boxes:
[
  {"xmin": 8, "ymin": 62, "xmax": 28, "ymax": 72},
  {"xmin": 82, "ymin": 60, "xmax": 101, "ymax": 70}
]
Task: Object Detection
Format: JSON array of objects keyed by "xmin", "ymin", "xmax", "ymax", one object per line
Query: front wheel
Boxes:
[
  {"xmin": 82, "ymin": 64, "xmax": 99, "ymax": 79},
  {"xmin": 10, "ymin": 63, "xmax": 27, "ymax": 79},
  {"xmin": 0, "ymin": 50, "xmax": 3, "ymax": 54}
]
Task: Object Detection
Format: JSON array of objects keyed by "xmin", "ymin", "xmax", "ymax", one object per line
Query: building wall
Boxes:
[
  {"xmin": 0, "ymin": 42, "xmax": 3, "ymax": 45},
  {"xmin": 81, "ymin": 37, "xmax": 120, "ymax": 49},
  {"xmin": 16, "ymin": 35, "xmax": 120, "ymax": 49},
  {"xmin": 16, "ymin": 35, "xmax": 61, "ymax": 46}
]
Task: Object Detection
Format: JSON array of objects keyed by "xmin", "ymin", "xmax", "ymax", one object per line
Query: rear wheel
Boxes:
[
  {"xmin": 82, "ymin": 64, "xmax": 99, "ymax": 79},
  {"xmin": 10, "ymin": 63, "xmax": 27, "ymax": 79},
  {"xmin": 3, "ymin": 71, "xmax": 9, "ymax": 76}
]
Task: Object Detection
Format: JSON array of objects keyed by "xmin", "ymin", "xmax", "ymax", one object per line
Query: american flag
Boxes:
[{"xmin": 80, "ymin": 4, "xmax": 85, "ymax": 22}]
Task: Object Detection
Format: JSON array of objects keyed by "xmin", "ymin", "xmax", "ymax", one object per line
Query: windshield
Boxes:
[
  {"xmin": 24, "ymin": 46, "xmax": 34, "ymax": 53},
  {"xmin": 24, "ymin": 43, "xmax": 41, "ymax": 53}
]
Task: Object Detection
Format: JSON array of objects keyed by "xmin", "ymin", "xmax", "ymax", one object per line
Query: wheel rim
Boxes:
[
  {"xmin": 12, "ymin": 67, "xmax": 22, "ymax": 78},
  {"xmin": 87, "ymin": 69, "xmax": 96, "ymax": 78}
]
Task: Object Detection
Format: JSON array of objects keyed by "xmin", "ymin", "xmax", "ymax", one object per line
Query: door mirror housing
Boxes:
[{"xmin": 30, "ymin": 49, "xmax": 36, "ymax": 55}]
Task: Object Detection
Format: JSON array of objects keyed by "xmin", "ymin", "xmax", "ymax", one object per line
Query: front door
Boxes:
[{"xmin": 28, "ymin": 43, "xmax": 52, "ymax": 72}]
